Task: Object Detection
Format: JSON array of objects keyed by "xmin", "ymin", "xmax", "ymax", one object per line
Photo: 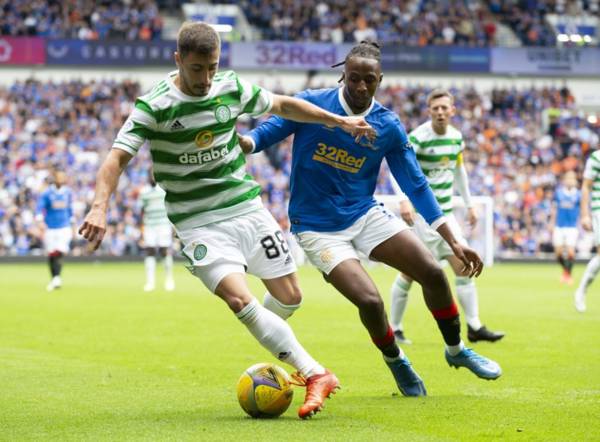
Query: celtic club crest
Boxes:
[{"xmin": 214, "ymin": 104, "xmax": 231, "ymax": 123}]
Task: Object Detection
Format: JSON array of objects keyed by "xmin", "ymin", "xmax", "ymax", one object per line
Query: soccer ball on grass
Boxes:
[{"xmin": 236, "ymin": 363, "xmax": 294, "ymax": 418}]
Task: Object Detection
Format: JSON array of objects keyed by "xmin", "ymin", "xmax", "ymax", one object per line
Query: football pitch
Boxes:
[{"xmin": 1, "ymin": 262, "xmax": 599, "ymax": 441}]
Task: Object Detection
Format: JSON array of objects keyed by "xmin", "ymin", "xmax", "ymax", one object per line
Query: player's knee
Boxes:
[
  {"xmin": 421, "ymin": 264, "xmax": 447, "ymax": 291},
  {"xmin": 357, "ymin": 289, "xmax": 384, "ymax": 314},
  {"xmin": 222, "ymin": 293, "xmax": 253, "ymax": 313},
  {"xmin": 145, "ymin": 248, "xmax": 156, "ymax": 257},
  {"xmin": 158, "ymin": 247, "xmax": 168, "ymax": 258}
]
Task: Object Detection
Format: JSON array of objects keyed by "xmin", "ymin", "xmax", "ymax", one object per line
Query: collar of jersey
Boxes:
[
  {"xmin": 337, "ymin": 87, "xmax": 374, "ymax": 117},
  {"xmin": 167, "ymin": 70, "xmax": 213, "ymax": 101}
]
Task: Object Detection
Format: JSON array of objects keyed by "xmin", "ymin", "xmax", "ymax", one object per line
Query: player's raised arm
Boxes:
[
  {"xmin": 78, "ymin": 149, "xmax": 133, "ymax": 250},
  {"xmin": 270, "ymin": 94, "xmax": 376, "ymax": 142}
]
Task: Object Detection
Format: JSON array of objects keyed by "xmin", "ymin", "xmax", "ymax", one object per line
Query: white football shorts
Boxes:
[
  {"xmin": 592, "ymin": 212, "xmax": 600, "ymax": 246},
  {"xmin": 295, "ymin": 204, "xmax": 409, "ymax": 275},
  {"xmin": 552, "ymin": 226, "xmax": 578, "ymax": 248},
  {"xmin": 143, "ymin": 224, "xmax": 173, "ymax": 248},
  {"xmin": 411, "ymin": 212, "xmax": 467, "ymax": 261},
  {"xmin": 45, "ymin": 226, "xmax": 72, "ymax": 254},
  {"xmin": 177, "ymin": 208, "xmax": 297, "ymax": 293}
]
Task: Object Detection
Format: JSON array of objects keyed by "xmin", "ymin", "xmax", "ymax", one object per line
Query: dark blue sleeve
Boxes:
[
  {"xmin": 248, "ymin": 115, "xmax": 297, "ymax": 153},
  {"xmin": 386, "ymin": 123, "xmax": 444, "ymax": 225}
]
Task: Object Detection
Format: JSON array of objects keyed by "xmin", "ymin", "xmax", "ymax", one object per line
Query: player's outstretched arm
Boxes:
[
  {"xmin": 270, "ymin": 94, "xmax": 376, "ymax": 142},
  {"xmin": 79, "ymin": 149, "xmax": 132, "ymax": 251}
]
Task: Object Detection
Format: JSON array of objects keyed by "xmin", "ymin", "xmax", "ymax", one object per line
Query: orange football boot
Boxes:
[{"xmin": 292, "ymin": 370, "xmax": 340, "ymax": 419}]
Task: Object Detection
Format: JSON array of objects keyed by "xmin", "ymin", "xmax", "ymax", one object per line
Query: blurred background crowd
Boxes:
[
  {"xmin": 1, "ymin": 0, "xmax": 598, "ymax": 46},
  {"xmin": 1, "ymin": 76, "xmax": 598, "ymax": 257}
]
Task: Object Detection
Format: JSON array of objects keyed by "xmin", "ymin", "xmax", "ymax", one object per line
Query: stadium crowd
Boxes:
[
  {"xmin": 229, "ymin": 0, "xmax": 599, "ymax": 46},
  {"xmin": 0, "ymin": 77, "xmax": 598, "ymax": 258},
  {"xmin": 234, "ymin": 0, "xmax": 498, "ymax": 46},
  {"xmin": 2, "ymin": 0, "xmax": 597, "ymax": 47},
  {"xmin": 0, "ymin": 0, "xmax": 163, "ymax": 40}
]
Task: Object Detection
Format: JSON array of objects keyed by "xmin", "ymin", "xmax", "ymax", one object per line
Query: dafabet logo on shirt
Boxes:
[{"xmin": 312, "ymin": 143, "xmax": 366, "ymax": 173}]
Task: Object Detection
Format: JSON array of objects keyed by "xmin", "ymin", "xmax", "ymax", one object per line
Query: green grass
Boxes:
[{"xmin": 1, "ymin": 262, "xmax": 599, "ymax": 441}]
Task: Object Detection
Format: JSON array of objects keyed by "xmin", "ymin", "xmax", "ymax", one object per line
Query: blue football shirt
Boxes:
[{"xmin": 249, "ymin": 87, "xmax": 443, "ymax": 233}]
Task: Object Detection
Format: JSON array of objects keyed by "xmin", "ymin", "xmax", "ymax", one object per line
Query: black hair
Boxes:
[{"xmin": 332, "ymin": 40, "xmax": 381, "ymax": 82}]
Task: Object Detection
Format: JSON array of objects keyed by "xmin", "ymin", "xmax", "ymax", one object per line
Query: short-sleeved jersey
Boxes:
[
  {"xmin": 583, "ymin": 150, "xmax": 600, "ymax": 213},
  {"xmin": 139, "ymin": 184, "xmax": 170, "ymax": 227},
  {"xmin": 409, "ymin": 121, "xmax": 464, "ymax": 214},
  {"xmin": 36, "ymin": 185, "xmax": 73, "ymax": 229},
  {"xmin": 113, "ymin": 70, "xmax": 273, "ymax": 231},
  {"xmin": 554, "ymin": 187, "xmax": 580, "ymax": 228},
  {"xmin": 249, "ymin": 87, "xmax": 443, "ymax": 233}
]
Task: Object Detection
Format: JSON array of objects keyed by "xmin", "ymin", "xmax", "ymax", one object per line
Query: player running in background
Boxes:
[
  {"xmin": 139, "ymin": 174, "xmax": 175, "ymax": 292},
  {"xmin": 575, "ymin": 153, "xmax": 600, "ymax": 312},
  {"xmin": 549, "ymin": 171, "xmax": 580, "ymax": 285},
  {"xmin": 36, "ymin": 170, "xmax": 74, "ymax": 291},
  {"xmin": 78, "ymin": 22, "xmax": 375, "ymax": 419},
  {"xmin": 389, "ymin": 89, "xmax": 504, "ymax": 344},
  {"xmin": 240, "ymin": 41, "xmax": 502, "ymax": 398}
]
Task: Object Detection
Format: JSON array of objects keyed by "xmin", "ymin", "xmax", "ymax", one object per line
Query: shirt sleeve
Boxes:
[
  {"xmin": 386, "ymin": 122, "xmax": 444, "ymax": 225},
  {"xmin": 112, "ymin": 99, "xmax": 156, "ymax": 156},
  {"xmin": 248, "ymin": 115, "xmax": 298, "ymax": 154},
  {"xmin": 237, "ymin": 76, "xmax": 274, "ymax": 118}
]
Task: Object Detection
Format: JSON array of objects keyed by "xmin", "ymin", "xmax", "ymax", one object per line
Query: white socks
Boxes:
[
  {"xmin": 455, "ymin": 277, "xmax": 482, "ymax": 331},
  {"xmin": 236, "ymin": 299, "xmax": 325, "ymax": 378},
  {"xmin": 144, "ymin": 256, "xmax": 156, "ymax": 286},
  {"xmin": 446, "ymin": 341, "xmax": 465, "ymax": 356},
  {"xmin": 390, "ymin": 274, "xmax": 412, "ymax": 332},
  {"xmin": 164, "ymin": 254, "xmax": 174, "ymax": 281},
  {"xmin": 263, "ymin": 292, "xmax": 301, "ymax": 320},
  {"xmin": 577, "ymin": 255, "xmax": 600, "ymax": 296}
]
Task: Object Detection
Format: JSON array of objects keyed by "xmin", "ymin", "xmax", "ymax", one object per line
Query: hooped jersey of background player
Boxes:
[
  {"xmin": 139, "ymin": 183, "xmax": 173, "ymax": 248},
  {"xmin": 583, "ymin": 150, "xmax": 600, "ymax": 242},
  {"xmin": 247, "ymin": 87, "xmax": 444, "ymax": 232}
]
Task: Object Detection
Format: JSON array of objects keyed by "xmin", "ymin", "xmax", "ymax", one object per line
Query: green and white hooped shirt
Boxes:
[
  {"xmin": 408, "ymin": 121, "xmax": 465, "ymax": 215},
  {"xmin": 583, "ymin": 150, "xmax": 600, "ymax": 213},
  {"xmin": 113, "ymin": 70, "xmax": 273, "ymax": 231}
]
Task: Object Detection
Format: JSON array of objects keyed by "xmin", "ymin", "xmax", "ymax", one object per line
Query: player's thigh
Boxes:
[
  {"xmin": 243, "ymin": 209, "xmax": 297, "ymax": 280},
  {"xmin": 325, "ymin": 258, "xmax": 380, "ymax": 308},
  {"xmin": 370, "ymin": 229, "xmax": 441, "ymax": 283},
  {"xmin": 178, "ymin": 224, "xmax": 247, "ymax": 293},
  {"xmin": 295, "ymin": 229, "xmax": 358, "ymax": 275}
]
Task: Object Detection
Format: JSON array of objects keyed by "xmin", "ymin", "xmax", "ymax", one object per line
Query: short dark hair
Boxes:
[
  {"xmin": 177, "ymin": 22, "xmax": 220, "ymax": 58},
  {"xmin": 332, "ymin": 40, "xmax": 381, "ymax": 68},
  {"xmin": 427, "ymin": 88, "xmax": 454, "ymax": 106}
]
